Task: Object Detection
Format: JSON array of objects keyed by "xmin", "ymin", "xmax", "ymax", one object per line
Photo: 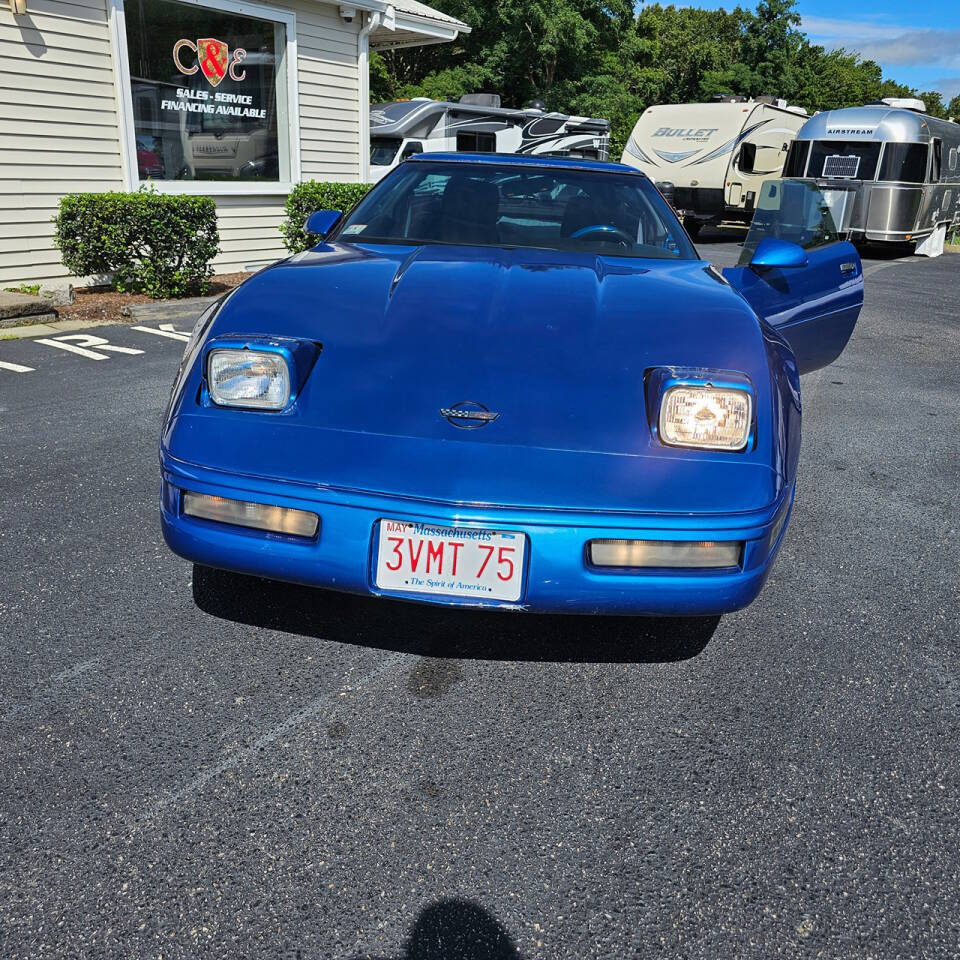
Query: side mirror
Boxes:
[
  {"xmin": 750, "ymin": 236, "xmax": 808, "ymax": 271},
  {"xmin": 305, "ymin": 209, "xmax": 342, "ymax": 240}
]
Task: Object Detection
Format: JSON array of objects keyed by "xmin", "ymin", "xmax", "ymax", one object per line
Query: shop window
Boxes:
[{"xmin": 123, "ymin": 0, "xmax": 294, "ymax": 185}]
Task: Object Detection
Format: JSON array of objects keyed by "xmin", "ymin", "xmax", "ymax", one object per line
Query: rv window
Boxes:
[
  {"xmin": 371, "ymin": 138, "xmax": 401, "ymax": 166},
  {"xmin": 783, "ymin": 141, "xmax": 810, "ymax": 178},
  {"xmin": 930, "ymin": 139, "xmax": 942, "ymax": 182},
  {"xmin": 738, "ymin": 179, "xmax": 840, "ymax": 265},
  {"xmin": 950, "ymin": 148, "xmax": 958, "ymax": 173},
  {"xmin": 456, "ymin": 131, "xmax": 496, "ymax": 153},
  {"xmin": 807, "ymin": 141, "xmax": 881, "ymax": 181},
  {"xmin": 878, "ymin": 143, "xmax": 928, "ymax": 184},
  {"xmin": 737, "ymin": 143, "xmax": 757, "ymax": 174}
]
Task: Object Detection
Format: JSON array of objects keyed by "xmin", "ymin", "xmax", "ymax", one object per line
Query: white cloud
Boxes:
[
  {"xmin": 936, "ymin": 76, "xmax": 960, "ymax": 100},
  {"xmin": 802, "ymin": 17, "xmax": 905, "ymax": 42},
  {"xmin": 802, "ymin": 17, "xmax": 960, "ymax": 70}
]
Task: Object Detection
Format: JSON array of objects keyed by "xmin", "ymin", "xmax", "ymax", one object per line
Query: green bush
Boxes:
[
  {"xmin": 53, "ymin": 189, "xmax": 219, "ymax": 298},
  {"xmin": 280, "ymin": 181, "xmax": 372, "ymax": 254}
]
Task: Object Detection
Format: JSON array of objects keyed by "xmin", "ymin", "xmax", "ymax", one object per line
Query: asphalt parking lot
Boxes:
[{"xmin": 1, "ymin": 241, "xmax": 958, "ymax": 959}]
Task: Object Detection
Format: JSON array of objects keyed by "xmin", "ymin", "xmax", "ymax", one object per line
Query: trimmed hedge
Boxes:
[
  {"xmin": 280, "ymin": 181, "xmax": 373, "ymax": 254},
  {"xmin": 54, "ymin": 189, "xmax": 219, "ymax": 299}
]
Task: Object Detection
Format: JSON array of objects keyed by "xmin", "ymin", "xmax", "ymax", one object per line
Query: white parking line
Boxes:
[
  {"xmin": 35, "ymin": 334, "xmax": 145, "ymax": 360},
  {"xmin": 863, "ymin": 256, "xmax": 916, "ymax": 279},
  {"xmin": 35, "ymin": 338, "xmax": 109, "ymax": 360},
  {"xmin": 0, "ymin": 360, "xmax": 34, "ymax": 373},
  {"xmin": 132, "ymin": 323, "xmax": 191, "ymax": 342}
]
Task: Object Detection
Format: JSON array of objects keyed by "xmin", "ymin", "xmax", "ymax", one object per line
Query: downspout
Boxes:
[{"xmin": 358, "ymin": 10, "xmax": 381, "ymax": 183}]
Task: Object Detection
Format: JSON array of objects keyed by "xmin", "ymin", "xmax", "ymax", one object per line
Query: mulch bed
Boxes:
[{"xmin": 55, "ymin": 273, "xmax": 248, "ymax": 326}]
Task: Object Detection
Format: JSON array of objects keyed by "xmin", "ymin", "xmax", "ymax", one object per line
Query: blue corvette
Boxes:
[{"xmin": 160, "ymin": 154, "xmax": 862, "ymax": 615}]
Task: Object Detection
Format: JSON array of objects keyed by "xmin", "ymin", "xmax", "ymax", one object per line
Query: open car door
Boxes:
[{"xmin": 722, "ymin": 179, "xmax": 864, "ymax": 374}]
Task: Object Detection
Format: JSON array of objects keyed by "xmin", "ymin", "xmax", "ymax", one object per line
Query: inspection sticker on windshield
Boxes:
[
  {"xmin": 375, "ymin": 520, "xmax": 525, "ymax": 602},
  {"xmin": 341, "ymin": 224, "xmax": 366, "ymax": 235}
]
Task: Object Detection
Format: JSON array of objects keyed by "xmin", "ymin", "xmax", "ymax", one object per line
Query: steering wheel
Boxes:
[{"xmin": 570, "ymin": 224, "xmax": 633, "ymax": 248}]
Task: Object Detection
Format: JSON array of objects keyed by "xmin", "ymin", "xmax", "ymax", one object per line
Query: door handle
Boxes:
[{"xmin": 840, "ymin": 262, "xmax": 857, "ymax": 274}]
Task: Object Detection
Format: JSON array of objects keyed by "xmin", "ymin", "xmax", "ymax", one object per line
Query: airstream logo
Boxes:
[
  {"xmin": 825, "ymin": 125, "xmax": 876, "ymax": 136},
  {"xmin": 173, "ymin": 38, "xmax": 247, "ymax": 86},
  {"xmin": 654, "ymin": 127, "xmax": 718, "ymax": 139}
]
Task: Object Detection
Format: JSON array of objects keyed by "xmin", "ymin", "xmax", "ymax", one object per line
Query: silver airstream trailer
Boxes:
[{"xmin": 783, "ymin": 99, "xmax": 960, "ymax": 253}]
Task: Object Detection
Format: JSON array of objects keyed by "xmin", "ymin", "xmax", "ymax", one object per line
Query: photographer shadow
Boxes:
[
  {"xmin": 346, "ymin": 897, "xmax": 524, "ymax": 960},
  {"xmin": 193, "ymin": 565, "xmax": 719, "ymax": 664}
]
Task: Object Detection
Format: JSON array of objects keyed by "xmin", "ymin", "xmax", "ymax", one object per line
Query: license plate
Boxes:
[{"xmin": 375, "ymin": 519, "xmax": 525, "ymax": 602}]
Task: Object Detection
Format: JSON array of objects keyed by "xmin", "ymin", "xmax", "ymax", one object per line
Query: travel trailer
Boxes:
[
  {"xmin": 621, "ymin": 96, "xmax": 808, "ymax": 236},
  {"xmin": 783, "ymin": 99, "xmax": 960, "ymax": 254},
  {"xmin": 369, "ymin": 94, "xmax": 610, "ymax": 182}
]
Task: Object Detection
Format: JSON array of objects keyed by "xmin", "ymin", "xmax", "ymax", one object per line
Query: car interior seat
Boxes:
[{"xmin": 438, "ymin": 176, "xmax": 500, "ymax": 245}]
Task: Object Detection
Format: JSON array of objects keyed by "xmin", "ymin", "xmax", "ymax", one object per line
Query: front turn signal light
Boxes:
[{"xmin": 183, "ymin": 492, "xmax": 319, "ymax": 538}]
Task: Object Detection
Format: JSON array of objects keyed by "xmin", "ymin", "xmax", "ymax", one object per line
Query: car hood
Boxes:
[{"xmin": 169, "ymin": 243, "xmax": 783, "ymax": 513}]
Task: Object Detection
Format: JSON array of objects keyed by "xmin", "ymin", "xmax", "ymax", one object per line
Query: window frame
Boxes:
[
  {"xmin": 109, "ymin": 0, "xmax": 301, "ymax": 196},
  {"xmin": 929, "ymin": 138, "xmax": 942, "ymax": 183},
  {"xmin": 456, "ymin": 131, "xmax": 497, "ymax": 153}
]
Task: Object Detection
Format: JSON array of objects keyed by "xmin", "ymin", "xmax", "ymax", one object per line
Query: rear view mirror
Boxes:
[
  {"xmin": 305, "ymin": 209, "xmax": 343, "ymax": 239},
  {"xmin": 750, "ymin": 236, "xmax": 808, "ymax": 271}
]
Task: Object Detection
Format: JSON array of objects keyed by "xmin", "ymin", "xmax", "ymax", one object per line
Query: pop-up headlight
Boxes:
[
  {"xmin": 659, "ymin": 384, "xmax": 751, "ymax": 451},
  {"xmin": 208, "ymin": 349, "xmax": 290, "ymax": 410}
]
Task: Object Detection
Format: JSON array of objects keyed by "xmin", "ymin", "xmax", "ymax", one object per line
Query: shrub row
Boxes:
[
  {"xmin": 280, "ymin": 181, "xmax": 373, "ymax": 254},
  {"xmin": 54, "ymin": 189, "xmax": 219, "ymax": 299},
  {"xmin": 53, "ymin": 180, "xmax": 374, "ymax": 299}
]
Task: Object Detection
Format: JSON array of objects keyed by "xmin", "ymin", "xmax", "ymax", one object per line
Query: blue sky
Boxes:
[{"xmin": 670, "ymin": 0, "xmax": 959, "ymax": 101}]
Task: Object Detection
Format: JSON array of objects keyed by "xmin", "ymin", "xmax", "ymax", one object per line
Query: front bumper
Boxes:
[{"xmin": 160, "ymin": 452, "xmax": 792, "ymax": 616}]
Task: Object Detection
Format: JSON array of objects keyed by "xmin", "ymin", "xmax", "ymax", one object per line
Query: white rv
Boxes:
[
  {"xmin": 621, "ymin": 96, "xmax": 808, "ymax": 236},
  {"xmin": 369, "ymin": 94, "xmax": 610, "ymax": 182}
]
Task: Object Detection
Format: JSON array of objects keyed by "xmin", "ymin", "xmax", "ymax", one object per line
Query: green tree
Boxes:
[
  {"xmin": 741, "ymin": 0, "xmax": 802, "ymax": 98},
  {"xmin": 917, "ymin": 91, "xmax": 947, "ymax": 118},
  {"xmin": 370, "ymin": 0, "xmax": 955, "ymax": 162},
  {"xmin": 792, "ymin": 47, "xmax": 883, "ymax": 112}
]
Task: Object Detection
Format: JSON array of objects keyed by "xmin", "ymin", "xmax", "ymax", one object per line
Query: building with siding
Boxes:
[{"xmin": 0, "ymin": 0, "xmax": 468, "ymax": 285}]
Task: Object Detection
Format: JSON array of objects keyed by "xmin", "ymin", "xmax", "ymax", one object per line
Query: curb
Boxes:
[
  {"xmin": 122, "ymin": 296, "xmax": 218, "ymax": 324},
  {"xmin": 0, "ymin": 296, "xmax": 218, "ymax": 341},
  {"xmin": 0, "ymin": 317, "xmax": 123, "ymax": 341}
]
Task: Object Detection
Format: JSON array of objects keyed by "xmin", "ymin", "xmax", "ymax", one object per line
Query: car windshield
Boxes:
[{"xmin": 333, "ymin": 161, "xmax": 698, "ymax": 260}]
